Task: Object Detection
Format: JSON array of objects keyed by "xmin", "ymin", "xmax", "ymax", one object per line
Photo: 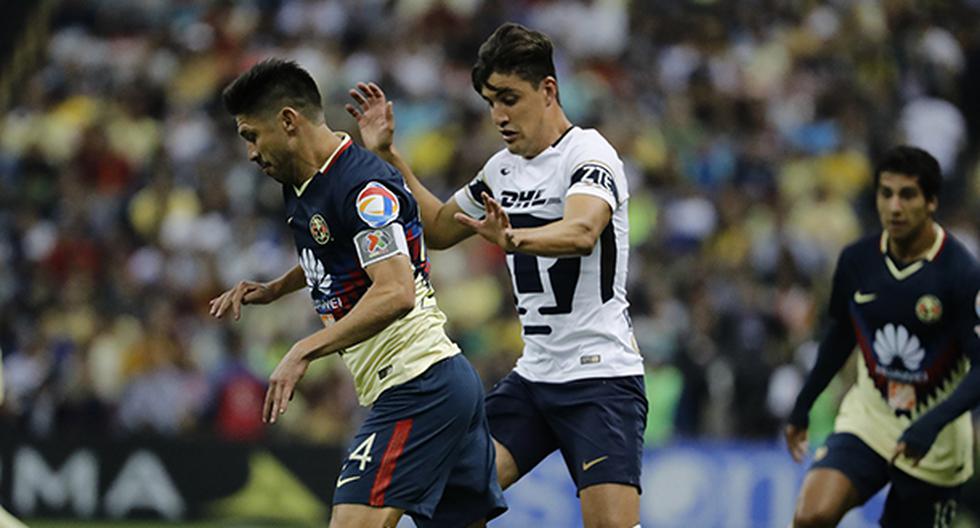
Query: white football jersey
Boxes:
[{"xmin": 453, "ymin": 126, "xmax": 643, "ymax": 382}]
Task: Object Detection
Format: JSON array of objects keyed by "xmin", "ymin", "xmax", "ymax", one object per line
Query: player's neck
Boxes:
[
  {"xmin": 293, "ymin": 125, "xmax": 341, "ymax": 187},
  {"xmin": 526, "ymin": 111, "xmax": 573, "ymax": 159},
  {"xmin": 888, "ymin": 220, "xmax": 937, "ymax": 263}
]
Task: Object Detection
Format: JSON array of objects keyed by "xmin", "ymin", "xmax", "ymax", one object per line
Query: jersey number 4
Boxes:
[{"xmin": 510, "ymin": 214, "xmax": 616, "ymax": 335}]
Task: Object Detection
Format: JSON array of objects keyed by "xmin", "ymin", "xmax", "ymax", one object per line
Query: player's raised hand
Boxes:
[
  {"xmin": 346, "ymin": 82, "xmax": 394, "ymax": 153},
  {"xmin": 263, "ymin": 348, "xmax": 310, "ymax": 424},
  {"xmin": 209, "ymin": 280, "xmax": 278, "ymax": 321},
  {"xmin": 784, "ymin": 424, "xmax": 809, "ymax": 463},
  {"xmin": 454, "ymin": 192, "xmax": 516, "ymax": 251}
]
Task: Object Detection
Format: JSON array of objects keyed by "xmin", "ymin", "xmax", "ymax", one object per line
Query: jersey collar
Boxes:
[
  {"xmin": 879, "ymin": 223, "xmax": 946, "ymax": 280},
  {"xmin": 293, "ymin": 133, "xmax": 353, "ymax": 197}
]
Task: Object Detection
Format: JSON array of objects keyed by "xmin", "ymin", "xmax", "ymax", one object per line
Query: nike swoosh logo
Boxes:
[
  {"xmin": 854, "ymin": 291, "xmax": 877, "ymax": 304},
  {"xmin": 336, "ymin": 475, "xmax": 360, "ymax": 488},
  {"xmin": 286, "ymin": 216, "xmax": 294, "ymax": 225},
  {"xmin": 582, "ymin": 456, "xmax": 608, "ymax": 472}
]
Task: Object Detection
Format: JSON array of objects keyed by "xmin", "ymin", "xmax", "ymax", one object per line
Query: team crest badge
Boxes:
[
  {"xmin": 915, "ymin": 294, "xmax": 942, "ymax": 323},
  {"xmin": 356, "ymin": 182, "xmax": 400, "ymax": 228},
  {"xmin": 309, "ymin": 214, "xmax": 331, "ymax": 245}
]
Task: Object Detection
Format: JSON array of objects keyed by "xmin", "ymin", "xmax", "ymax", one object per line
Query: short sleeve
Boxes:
[
  {"xmin": 343, "ymin": 180, "xmax": 411, "ymax": 267},
  {"xmin": 565, "ymin": 133, "xmax": 628, "ymax": 211},
  {"xmin": 452, "ymin": 170, "xmax": 491, "ymax": 219}
]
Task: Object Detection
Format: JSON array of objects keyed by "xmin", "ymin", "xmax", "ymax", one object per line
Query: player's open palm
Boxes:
[
  {"xmin": 209, "ymin": 280, "xmax": 278, "ymax": 321},
  {"xmin": 263, "ymin": 349, "xmax": 310, "ymax": 424},
  {"xmin": 455, "ymin": 192, "xmax": 517, "ymax": 251},
  {"xmin": 784, "ymin": 424, "xmax": 809, "ymax": 463},
  {"xmin": 346, "ymin": 82, "xmax": 394, "ymax": 153}
]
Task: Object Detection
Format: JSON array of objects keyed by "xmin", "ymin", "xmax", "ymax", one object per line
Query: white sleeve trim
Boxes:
[{"xmin": 566, "ymin": 185, "xmax": 617, "ymax": 212}]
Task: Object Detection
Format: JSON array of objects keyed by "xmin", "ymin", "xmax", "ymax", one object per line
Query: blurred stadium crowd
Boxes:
[{"xmin": 1, "ymin": 0, "xmax": 979, "ymax": 449}]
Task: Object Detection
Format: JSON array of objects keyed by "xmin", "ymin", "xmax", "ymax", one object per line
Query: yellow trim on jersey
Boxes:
[
  {"xmin": 880, "ymin": 224, "xmax": 946, "ymax": 281},
  {"xmin": 337, "ymin": 275, "xmax": 459, "ymax": 406},
  {"xmin": 294, "ymin": 134, "xmax": 352, "ymax": 197}
]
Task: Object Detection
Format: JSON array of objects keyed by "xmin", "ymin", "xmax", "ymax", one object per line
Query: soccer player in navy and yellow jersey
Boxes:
[
  {"xmin": 210, "ymin": 59, "xmax": 505, "ymax": 528},
  {"xmin": 786, "ymin": 146, "xmax": 980, "ymax": 528}
]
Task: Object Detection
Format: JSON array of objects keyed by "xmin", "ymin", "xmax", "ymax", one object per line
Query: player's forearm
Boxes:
[
  {"xmin": 377, "ymin": 146, "xmax": 470, "ymax": 250},
  {"xmin": 290, "ymin": 278, "xmax": 415, "ymax": 361},
  {"xmin": 788, "ymin": 320, "xmax": 856, "ymax": 427},
  {"xmin": 511, "ymin": 218, "xmax": 599, "ymax": 257},
  {"xmin": 903, "ymin": 363, "xmax": 980, "ymax": 447},
  {"xmin": 270, "ymin": 265, "xmax": 306, "ymax": 299}
]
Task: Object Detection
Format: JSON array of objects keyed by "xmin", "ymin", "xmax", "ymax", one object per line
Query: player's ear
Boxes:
[
  {"xmin": 542, "ymin": 77, "xmax": 558, "ymax": 106},
  {"xmin": 927, "ymin": 196, "xmax": 938, "ymax": 214},
  {"xmin": 279, "ymin": 107, "xmax": 300, "ymax": 134}
]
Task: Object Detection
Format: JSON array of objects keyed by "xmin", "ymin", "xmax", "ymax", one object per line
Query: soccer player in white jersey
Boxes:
[
  {"xmin": 212, "ymin": 59, "xmax": 505, "ymax": 528},
  {"xmin": 347, "ymin": 23, "xmax": 646, "ymax": 528}
]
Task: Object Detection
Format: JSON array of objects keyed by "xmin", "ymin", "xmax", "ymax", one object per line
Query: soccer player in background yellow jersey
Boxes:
[{"xmin": 786, "ymin": 146, "xmax": 980, "ymax": 527}]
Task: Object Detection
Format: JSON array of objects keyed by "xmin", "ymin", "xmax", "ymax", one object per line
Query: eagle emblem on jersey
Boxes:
[
  {"xmin": 357, "ymin": 182, "xmax": 400, "ymax": 228},
  {"xmin": 915, "ymin": 294, "xmax": 942, "ymax": 324},
  {"xmin": 300, "ymin": 248, "xmax": 332, "ymax": 295},
  {"xmin": 309, "ymin": 214, "xmax": 331, "ymax": 245},
  {"xmin": 873, "ymin": 323, "xmax": 925, "ymax": 371}
]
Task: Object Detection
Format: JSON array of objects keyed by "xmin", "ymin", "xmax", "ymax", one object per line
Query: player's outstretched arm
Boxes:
[
  {"xmin": 455, "ymin": 193, "xmax": 610, "ymax": 257},
  {"xmin": 210, "ymin": 264, "xmax": 306, "ymax": 320},
  {"xmin": 262, "ymin": 255, "xmax": 416, "ymax": 423},
  {"xmin": 347, "ymin": 82, "xmax": 473, "ymax": 249}
]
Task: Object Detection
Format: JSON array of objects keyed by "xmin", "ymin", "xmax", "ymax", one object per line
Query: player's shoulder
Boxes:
[
  {"xmin": 559, "ymin": 127, "xmax": 620, "ymax": 161},
  {"xmin": 937, "ymin": 229, "xmax": 979, "ymax": 275},
  {"xmin": 838, "ymin": 232, "xmax": 883, "ymax": 266}
]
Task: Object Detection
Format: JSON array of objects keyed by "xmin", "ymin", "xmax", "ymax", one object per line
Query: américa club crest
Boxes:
[{"xmin": 309, "ymin": 214, "xmax": 331, "ymax": 245}]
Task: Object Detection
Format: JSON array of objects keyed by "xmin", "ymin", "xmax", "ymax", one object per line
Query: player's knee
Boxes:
[{"xmin": 792, "ymin": 506, "xmax": 842, "ymax": 528}]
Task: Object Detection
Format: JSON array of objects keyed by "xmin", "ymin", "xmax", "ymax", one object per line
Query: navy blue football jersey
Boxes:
[
  {"xmin": 281, "ymin": 134, "xmax": 457, "ymax": 406},
  {"xmin": 830, "ymin": 225, "xmax": 980, "ymax": 485},
  {"xmin": 282, "ymin": 135, "xmax": 429, "ymax": 324}
]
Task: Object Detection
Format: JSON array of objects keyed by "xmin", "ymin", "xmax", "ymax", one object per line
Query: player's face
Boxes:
[
  {"xmin": 480, "ymin": 72, "xmax": 555, "ymax": 158},
  {"xmin": 235, "ymin": 113, "xmax": 295, "ymax": 184},
  {"xmin": 876, "ymin": 171, "xmax": 937, "ymax": 242}
]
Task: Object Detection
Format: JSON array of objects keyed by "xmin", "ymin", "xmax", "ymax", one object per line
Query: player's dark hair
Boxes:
[
  {"xmin": 471, "ymin": 23, "xmax": 557, "ymax": 95},
  {"xmin": 222, "ymin": 59, "xmax": 323, "ymax": 121},
  {"xmin": 874, "ymin": 146, "xmax": 942, "ymax": 201}
]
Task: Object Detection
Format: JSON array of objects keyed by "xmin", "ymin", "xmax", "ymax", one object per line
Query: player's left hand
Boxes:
[
  {"xmin": 890, "ymin": 441, "xmax": 925, "ymax": 467},
  {"xmin": 263, "ymin": 348, "xmax": 310, "ymax": 424},
  {"xmin": 454, "ymin": 192, "xmax": 518, "ymax": 251}
]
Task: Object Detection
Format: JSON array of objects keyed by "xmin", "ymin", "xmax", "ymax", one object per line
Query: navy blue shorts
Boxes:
[
  {"xmin": 332, "ymin": 354, "xmax": 507, "ymax": 527},
  {"xmin": 812, "ymin": 432, "xmax": 961, "ymax": 527},
  {"xmin": 485, "ymin": 371, "xmax": 647, "ymax": 493}
]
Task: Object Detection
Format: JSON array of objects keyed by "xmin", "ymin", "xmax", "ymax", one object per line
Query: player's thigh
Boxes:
[
  {"xmin": 333, "ymin": 356, "xmax": 483, "ymax": 518},
  {"xmin": 794, "ymin": 433, "xmax": 888, "ymax": 527},
  {"xmin": 579, "ymin": 482, "xmax": 640, "ymax": 528},
  {"xmin": 485, "ymin": 371, "xmax": 559, "ymax": 486},
  {"xmin": 544, "ymin": 376, "xmax": 647, "ymax": 492},
  {"xmin": 793, "ymin": 469, "xmax": 862, "ymax": 527},
  {"xmin": 879, "ymin": 467, "xmax": 961, "ymax": 528},
  {"xmin": 329, "ymin": 504, "xmax": 403, "ymax": 528},
  {"xmin": 415, "ymin": 359, "xmax": 507, "ymax": 528}
]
